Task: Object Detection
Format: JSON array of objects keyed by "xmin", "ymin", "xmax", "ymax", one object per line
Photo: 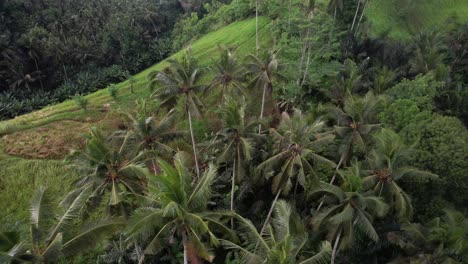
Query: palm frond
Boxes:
[
  {"xmin": 62, "ymin": 218, "xmax": 125, "ymax": 257},
  {"xmin": 47, "ymin": 186, "xmax": 91, "ymax": 243},
  {"xmin": 299, "ymin": 241, "xmax": 332, "ymax": 264}
]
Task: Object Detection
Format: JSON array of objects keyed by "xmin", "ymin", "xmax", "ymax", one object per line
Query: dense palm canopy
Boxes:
[
  {"xmin": 389, "ymin": 209, "xmax": 468, "ymax": 263},
  {"xmin": 257, "ymin": 109, "xmax": 335, "ymax": 233},
  {"xmin": 210, "ymin": 47, "xmax": 246, "ymax": 99},
  {"xmin": 222, "ymin": 200, "xmax": 332, "ymax": 264},
  {"xmin": 211, "ymin": 98, "xmax": 264, "ymax": 220},
  {"xmin": 126, "ymin": 153, "xmax": 236, "ymax": 263},
  {"xmin": 363, "ymin": 129, "xmax": 438, "ymax": 220},
  {"xmin": 149, "ymin": 50, "xmax": 207, "ymax": 178},
  {"xmin": 11, "ymin": 187, "xmax": 123, "ymax": 263},
  {"xmin": 259, "ymin": 110, "xmax": 336, "ymax": 196},
  {"xmin": 244, "ymin": 51, "xmax": 285, "ymax": 132},
  {"xmin": 127, "ymin": 109, "xmax": 184, "ymax": 154},
  {"xmin": 310, "ymin": 181, "xmax": 389, "ymax": 264},
  {"xmin": 71, "ymin": 127, "xmax": 149, "ymax": 214},
  {"xmin": 3, "ymin": 1, "xmax": 467, "ymax": 263}
]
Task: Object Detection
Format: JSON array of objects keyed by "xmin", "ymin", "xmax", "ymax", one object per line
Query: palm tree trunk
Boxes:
[
  {"xmin": 187, "ymin": 109, "xmax": 200, "ymax": 179},
  {"xmin": 260, "ymin": 188, "xmax": 282, "ymax": 234},
  {"xmin": 255, "ymin": 0, "xmax": 259, "ymax": 56},
  {"xmin": 354, "ymin": 0, "xmax": 368, "ymax": 35},
  {"xmin": 331, "ymin": 228, "xmax": 342, "ymax": 264},
  {"xmin": 351, "ymin": 0, "xmax": 361, "ymax": 31},
  {"xmin": 230, "ymin": 157, "xmax": 236, "ymax": 229},
  {"xmin": 300, "ymin": 42, "xmax": 311, "ymax": 88},
  {"xmin": 62, "ymin": 62, "xmax": 69, "ymax": 81},
  {"xmin": 33, "ymin": 58, "xmax": 45, "ymax": 90},
  {"xmin": 223, "ymin": 82, "xmax": 227, "ymax": 99},
  {"xmin": 258, "ymin": 82, "xmax": 267, "ymax": 134},
  {"xmin": 298, "ymin": 29, "xmax": 310, "ymax": 85},
  {"xmin": 183, "ymin": 231, "xmax": 189, "ymax": 264},
  {"xmin": 316, "ymin": 154, "xmax": 344, "ymax": 211}
]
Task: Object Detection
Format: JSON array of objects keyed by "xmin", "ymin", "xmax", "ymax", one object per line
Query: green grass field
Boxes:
[
  {"xmin": 0, "ymin": 17, "xmax": 271, "ymax": 230},
  {"xmin": 366, "ymin": 0, "xmax": 468, "ymax": 39}
]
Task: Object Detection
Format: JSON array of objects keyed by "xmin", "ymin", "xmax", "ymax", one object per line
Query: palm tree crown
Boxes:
[{"xmin": 126, "ymin": 152, "xmax": 236, "ymax": 263}]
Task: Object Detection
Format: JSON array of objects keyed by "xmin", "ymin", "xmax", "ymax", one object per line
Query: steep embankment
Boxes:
[
  {"xmin": 366, "ymin": 0, "xmax": 468, "ymax": 39},
  {"xmin": 0, "ymin": 17, "xmax": 271, "ymax": 229}
]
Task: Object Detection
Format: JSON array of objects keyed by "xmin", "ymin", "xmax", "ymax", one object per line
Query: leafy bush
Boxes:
[
  {"xmin": 108, "ymin": 85, "xmax": 119, "ymax": 100},
  {"xmin": 73, "ymin": 95, "xmax": 89, "ymax": 111}
]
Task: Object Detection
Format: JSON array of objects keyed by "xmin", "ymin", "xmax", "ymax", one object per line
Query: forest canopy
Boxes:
[{"xmin": 0, "ymin": 0, "xmax": 467, "ymax": 263}]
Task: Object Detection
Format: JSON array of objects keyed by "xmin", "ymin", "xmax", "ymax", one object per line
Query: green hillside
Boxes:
[
  {"xmin": 366, "ymin": 0, "xmax": 468, "ymax": 39},
  {"xmin": 0, "ymin": 17, "xmax": 271, "ymax": 229}
]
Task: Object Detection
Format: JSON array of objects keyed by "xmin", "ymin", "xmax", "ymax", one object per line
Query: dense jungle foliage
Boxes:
[
  {"xmin": 0, "ymin": 0, "xmax": 467, "ymax": 263},
  {"xmin": 0, "ymin": 0, "xmax": 233, "ymax": 119}
]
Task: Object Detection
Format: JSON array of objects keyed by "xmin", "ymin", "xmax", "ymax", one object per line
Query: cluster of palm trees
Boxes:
[{"xmin": 1, "ymin": 47, "xmax": 443, "ymax": 264}]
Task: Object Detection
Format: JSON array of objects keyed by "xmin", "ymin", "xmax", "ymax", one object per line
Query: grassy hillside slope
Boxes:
[
  {"xmin": 366, "ymin": 0, "xmax": 468, "ymax": 39},
  {"xmin": 0, "ymin": 17, "xmax": 271, "ymax": 229}
]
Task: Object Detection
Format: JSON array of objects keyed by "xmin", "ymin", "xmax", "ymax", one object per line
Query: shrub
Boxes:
[
  {"xmin": 108, "ymin": 85, "xmax": 119, "ymax": 100},
  {"xmin": 73, "ymin": 95, "xmax": 89, "ymax": 111}
]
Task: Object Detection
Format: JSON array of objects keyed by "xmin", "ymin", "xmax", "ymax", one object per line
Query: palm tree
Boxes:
[
  {"xmin": 20, "ymin": 187, "xmax": 123, "ymax": 263},
  {"xmin": 351, "ymin": 0, "xmax": 365, "ymax": 31},
  {"xmin": 389, "ymin": 209, "xmax": 467, "ymax": 263},
  {"xmin": 222, "ymin": 200, "xmax": 332, "ymax": 264},
  {"xmin": 128, "ymin": 109, "xmax": 182, "ymax": 153},
  {"xmin": 211, "ymin": 98, "xmax": 264, "ymax": 226},
  {"xmin": 71, "ymin": 127, "xmax": 149, "ymax": 215},
  {"xmin": 0, "ymin": 231, "xmax": 33, "ymax": 263},
  {"xmin": 329, "ymin": 92, "xmax": 382, "ymax": 185},
  {"xmin": 210, "ymin": 46, "xmax": 245, "ymax": 100},
  {"xmin": 363, "ymin": 129, "xmax": 438, "ymax": 221},
  {"xmin": 149, "ymin": 50, "xmax": 207, "ymax": 179},
  {"xmin": 328, "ymin": 0, "xmax": 344, "ymax": 19},
  {"xmin": 126, "ymin": 153, "xmax": 236, "ymax": 264},
  {"xmin": 258, "ymin": 109, "xmax": 335, "ymax": 234},
  {"xmin": 310, "ymin": 182, "xmax": 389, "ymax": 264},
  {"xmin": 244, "ymin": 51, "xmax": 285, "ymax": 133},
  {"xmin": 126, "ymin": 109, "xmax": 186, "ymax": 174}
]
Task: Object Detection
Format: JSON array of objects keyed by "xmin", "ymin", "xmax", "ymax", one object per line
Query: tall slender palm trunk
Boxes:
[
  {"xmin": 331, "ymin": 228, "xmax": 342, "ymax": 264},
  {"xmin": 187, "ymin": 108, "xmax": 200, "ymax": 179},
  {"xmin": 230, "ymin": 157, "xmax": 236, "ymax": 228},
  {"xmin": 260, "ymin": 188, "xmax": 282, "ymax": 234},
  {"xmin": 354, "ymin": 0, "xmax": 368, "ymax": 35},
  {"xmin": 183, "ymin": 231, "xmax": 189, "ymax": 264},
  {"xmin": 316, "ymin": 155, "xmax": 345, "ymax": 211},
  {"xmin": 255, "ymin": 0, "xmax": 259, "ymax": 56},
  {"xmin": 351, "ymin": 0, "xmax": 361, "ymax": 31},
  {"xmin": 258, "ymin": 82, "xmax": 267, "ymax": 133}
]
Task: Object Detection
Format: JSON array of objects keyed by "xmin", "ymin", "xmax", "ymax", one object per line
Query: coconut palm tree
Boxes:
[
  {"xmin": 149, "ymin": 50, "xmax": 207, "ymax": 179},
  {"xmin": 210, "ymin": 46, "xmax": 246, "ymax": 100},
  {"xmin": 127, "ymin": 109, "xmax": 183, "ymax": 153},
  {"xmin": 389, "ymin": 209, "xmax": 468, "ymax": 263},
  {"xmin": 244, "ymin": 51, "xmax": 285, "ymax": 133},
  {"xmin": 363, "ymin": 129, "xmax": 438, "ymax": 221},
  {"xmin": 329, "ymin": 92, "xmax": 382, "ymax": 184},
  {"xmin": 211, "ymin": 98, "xmax": 264, "ymax": 227},
  {"xmin": 126, "ymin": 109, "xmax": 187, "ymax": 174},
  {"xmin": 310, "ymin": 182, "xmax": 389, "ymax": 264},
  {"xmin": 18, "ymin": 187, "xmax": 123, "ymax": 263},
  {"xmin": 222, "ymin": 200, "xmax": 332, "ymax": 264},
  {"xmin": 126, "ymin": 152, "xmax": 236, "ymax": 264},
  {"xmin": 258, "ymin": 109, "xmax": 335, "ymax": 234},
  {"xmin": 0, "ymin": 231, "xmax": 33, "ymax": 263},
  {"xmin": 71, "ymin": 127, "xmax": 149, "ymax": 215}
]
